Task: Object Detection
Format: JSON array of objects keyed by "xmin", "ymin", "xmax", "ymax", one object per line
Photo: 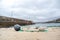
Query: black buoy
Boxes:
[{"xmin": 14, "ymin": 24, "xmax": 21, "ymax": 31}]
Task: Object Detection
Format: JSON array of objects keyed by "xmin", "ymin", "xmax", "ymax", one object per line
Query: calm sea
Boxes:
[
  {"xmin": 35, "ymin": 23, "xmax": 60, "ymax": 27},
  {"xmin": 23, "ymin": 23, "xmax": 60, "ymax": 27}
]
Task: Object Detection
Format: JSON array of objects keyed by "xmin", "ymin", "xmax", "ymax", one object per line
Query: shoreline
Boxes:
[{"xmin": 0, "ymin": 27, "xmax": 60, "ymax": 40}]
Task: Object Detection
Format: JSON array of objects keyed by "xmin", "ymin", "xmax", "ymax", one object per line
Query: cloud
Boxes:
[{"xmin": 0, "ymin": 0, "xmax": 60, "ymax": 22}]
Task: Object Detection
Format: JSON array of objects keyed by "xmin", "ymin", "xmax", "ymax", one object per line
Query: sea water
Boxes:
[
  {"xmin": 20, "ymin": 23, "xmax": 60, "ymax": 32},
  {"xmin": 34, "ymin": 23, "xmax": 60, "ymax": 27},
  {"xmin": 22, "ymin": 23, "xmax": 60, "ymax": 27}
]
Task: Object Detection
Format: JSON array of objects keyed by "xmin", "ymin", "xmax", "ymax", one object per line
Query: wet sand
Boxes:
[{"xmin": 0, "ymin": 27, "xmax": 60, "ymax": 40}]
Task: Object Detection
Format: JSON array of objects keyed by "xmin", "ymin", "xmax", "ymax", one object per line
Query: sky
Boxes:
[{"xmin": 0, "ymin": 0, "xmax": 60, "ymax": 22}]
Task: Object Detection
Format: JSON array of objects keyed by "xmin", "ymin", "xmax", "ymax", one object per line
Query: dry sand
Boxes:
[{"xmin": 0, "ymin": 27, "xmax": 60, "ymax": 40}]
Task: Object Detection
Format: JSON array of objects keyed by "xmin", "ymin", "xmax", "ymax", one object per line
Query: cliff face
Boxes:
[{"xmin": 0, "ymin": 16, "xmax": 34, "ymax": 27}]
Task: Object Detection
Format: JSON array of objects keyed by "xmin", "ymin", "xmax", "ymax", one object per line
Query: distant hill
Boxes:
[
  {"xmin": 35, "ymin": 18, "xmax": 60, "ymax": 24},
  {"xmin": 45, "ymin": 18, "xmax": 60, "ymax": 23},
  {"xmin": 0, "ymin": 16, "xmax": 34, "ymax": 27}
]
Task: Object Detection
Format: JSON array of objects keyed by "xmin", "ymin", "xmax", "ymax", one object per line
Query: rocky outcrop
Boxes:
[{"xmin": 0, "ymin": 16, "xmax": 34, "ymax": 27}]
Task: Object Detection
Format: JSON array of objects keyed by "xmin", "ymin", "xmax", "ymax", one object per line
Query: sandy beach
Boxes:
[{"xmin": 0, "ymin": 27, "xmax": 60, "ymax": 40}]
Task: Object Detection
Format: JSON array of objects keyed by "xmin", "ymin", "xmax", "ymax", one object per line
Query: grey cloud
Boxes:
[{"xmin": 0, "ymin": 0, "xmax": 60, "ymax": 22}]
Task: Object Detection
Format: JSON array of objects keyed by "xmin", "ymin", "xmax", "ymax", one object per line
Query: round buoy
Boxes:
[
  {"xmin": 14, "ymin": 26, "xmax": 20, "ymax": 31},
  {"xmin": 14, "ymin": 24, "xmax": 21, "ymax": 31}
]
